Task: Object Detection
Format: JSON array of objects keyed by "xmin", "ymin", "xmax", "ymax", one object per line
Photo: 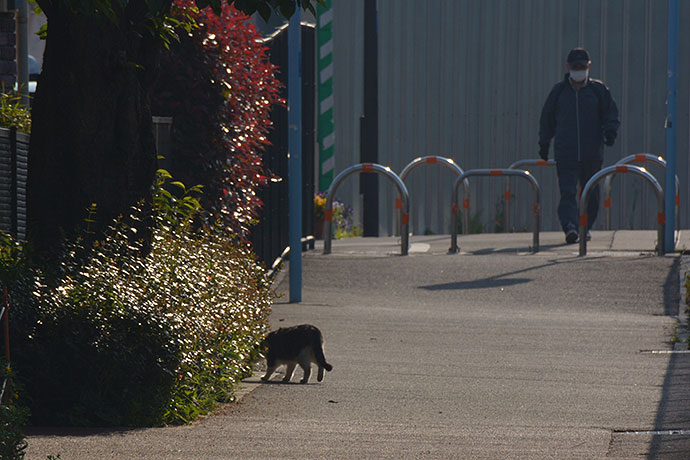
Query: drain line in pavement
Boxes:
[
  {"xmin": 639, "ymin": 349, "xmax": 690, "ymax": 354},
  {"xmin": 615, "ymin": 429, "xmax": 690, "ymax": 436}
]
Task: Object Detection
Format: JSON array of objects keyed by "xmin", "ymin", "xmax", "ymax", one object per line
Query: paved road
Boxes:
[{"xmin": 25, "ymin": 231, "xmax": 690, "ymax": 459}]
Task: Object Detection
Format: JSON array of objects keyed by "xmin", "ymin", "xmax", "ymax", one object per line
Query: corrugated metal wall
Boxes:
[
  {"xmin": 0, "ymin": 128, "xmax": 28, "ymax": 240},
  {"xmin": 327, "ymin": 0, "xmax": 690, "ymax": 236}
]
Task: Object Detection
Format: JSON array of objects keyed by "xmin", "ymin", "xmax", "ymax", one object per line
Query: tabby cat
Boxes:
[{"xmin": 261, "ymin": 324, "xmax": 333, "ymax": 384}]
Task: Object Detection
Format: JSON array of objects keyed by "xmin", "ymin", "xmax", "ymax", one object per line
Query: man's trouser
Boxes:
[{"xmin": 556, "ymin": 159, "xmax": 603, "ymax": 232}]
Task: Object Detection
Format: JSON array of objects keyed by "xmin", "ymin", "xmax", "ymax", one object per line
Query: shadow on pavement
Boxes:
[
  {"xmin": 419, "ymin": 277, "xmax": 531, "ymax": 290},
  {"xmin": 418, "ymin": 256, "xmax": 603, "ymax": 291},
  {"xmin": 467, "ymin": 243, "xmax": 569, "ymax": 255},
  {"xmin": 645, "ymin": 258, "xmax": 690, "ymax": 459},
  {"xmin": 646, "ymin": 352, "xmax": 690, "ymax": 459},
  {"xmin": 663, "ymin": 257, "xmax": 681, "ymax": 316}
]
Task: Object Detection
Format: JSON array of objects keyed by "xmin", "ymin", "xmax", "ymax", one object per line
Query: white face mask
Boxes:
[{"xmin": 570, "ymin": 69, "xmax": 589, "ymax": 82}]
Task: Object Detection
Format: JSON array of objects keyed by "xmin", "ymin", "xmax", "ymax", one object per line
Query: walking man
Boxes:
[{"xmin": 538, "ymin": 47, "xmax": 620, "ymax": 244}]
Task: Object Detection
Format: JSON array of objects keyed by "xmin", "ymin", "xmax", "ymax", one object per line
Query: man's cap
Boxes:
[{"xmin": 567, "ymin": 47, "xmax": 590, "ymax": 66}]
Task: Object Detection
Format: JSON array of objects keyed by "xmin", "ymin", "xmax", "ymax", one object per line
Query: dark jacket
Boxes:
[{"xmin": 539, "ymin": 74, "xmax": 620, "ymax": 162}]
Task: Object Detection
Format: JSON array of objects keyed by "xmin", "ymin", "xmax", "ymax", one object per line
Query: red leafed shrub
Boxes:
[{"xmin": 152, "ymin": 1, "xmax": 283, "ymax": 236}]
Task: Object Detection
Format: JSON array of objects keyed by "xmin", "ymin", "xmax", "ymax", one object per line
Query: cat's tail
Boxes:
[{"xmin": 313, "ymin": 334, "xmax": 333, "ymax": 372}]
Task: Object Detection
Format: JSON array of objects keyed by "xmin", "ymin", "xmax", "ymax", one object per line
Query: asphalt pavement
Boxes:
[{"xmin": 25, "ymin": 230, "xmax": 690, "ymax": 459}]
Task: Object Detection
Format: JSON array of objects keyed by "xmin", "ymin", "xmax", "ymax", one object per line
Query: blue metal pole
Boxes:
[
  {"xmin": 665, "ymin": 0, "xmax": 678, "ymax": 253},
  {"xmin": 288, "ymin": 12, "xmax": 302, "ymax": 302}
]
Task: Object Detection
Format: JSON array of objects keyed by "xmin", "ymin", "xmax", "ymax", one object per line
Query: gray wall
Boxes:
[{"xmin": 326, "ymin": 0, "xmax": 690, "ymax": 235}]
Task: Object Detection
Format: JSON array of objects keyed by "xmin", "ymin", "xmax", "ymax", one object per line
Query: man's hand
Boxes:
[
  {"xmin": 539, "ymin": 143, "xmax": 549, "ymax": 161},
  {"xmin": 604, "ymin": 131, "xmax": 616, "ymax": 146}
]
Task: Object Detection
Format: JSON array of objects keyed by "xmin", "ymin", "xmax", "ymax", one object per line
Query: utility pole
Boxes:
[
  {"xmin": 288, "ymin": 11, "xmax": 302, "ymax": 302},
  {"xmin": 665, "ymin": 0, "xmax": 678, "ymax": 253},
  {"xmin": 360, "ymin": 0, "xmax": 378, "ymax": 236},
  {"xmin": 16, "ymin": 0, "xmax": 29, "ymax": 108}
]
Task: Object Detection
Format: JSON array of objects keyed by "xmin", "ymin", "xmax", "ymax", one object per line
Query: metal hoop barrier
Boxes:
[
  {"xmin": 450, "ymin": 169, "xmax": 541, "ymax": 254},
  {"xmin": 603, "ymin": 154, "xmax": 679, "ymax": 239},
  {"xmin": 504, "ymin": 159, "xmax": 556, "ymax": 232},
  {"xmin": 323, "ymin": 163, "xmax": 410, "ymax": 255},
  {"xmin": 399, "ymin": 156, "xmax": 470, "ymax": 234},
  {"xmin": 579, "ymin": 165, "xmax": 664, "ymax": 256}
]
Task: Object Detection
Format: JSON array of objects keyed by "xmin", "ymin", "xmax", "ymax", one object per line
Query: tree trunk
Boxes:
[{"xmin": 27, "ymin": 3, "xmax": 158, "ymax": 261}]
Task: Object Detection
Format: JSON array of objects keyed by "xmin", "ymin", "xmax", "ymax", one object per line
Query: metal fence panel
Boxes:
[
  {"xmin": 0, "ymin": 128, "xmax": 27, "ymax": 241},
  {"xmin": 16, "ymin": 131, "xmax": 28, "ymax": 241},
  {"xmin": 328, "ymin": 0, "xmax": 689, "ymax": 235},
  {"xmin": 329, "ymin": 1, "xmax": 364, "ymax": 227}
]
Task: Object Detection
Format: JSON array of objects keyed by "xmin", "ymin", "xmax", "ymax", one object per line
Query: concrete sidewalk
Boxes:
[{"xmin": 25, "ymin": 231, "xmax": 690, "ymax": 459}]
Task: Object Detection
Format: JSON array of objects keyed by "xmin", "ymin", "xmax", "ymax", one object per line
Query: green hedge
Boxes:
[
  {"xmin": 0, "ymin": 361, "xmax": 28, "ymax": 460},
  {"xmin": 4, "ymin": 187, "xmax": 272, "ymax": 426}
]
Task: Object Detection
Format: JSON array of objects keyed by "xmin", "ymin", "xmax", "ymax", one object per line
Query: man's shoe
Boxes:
[
  {"xmin": 586, "ymin": 230, "xmax": 591, "ymax": 241},
  {"xmin": 565, "ymin": 229, "xmax": 578, "ymax": 244}
]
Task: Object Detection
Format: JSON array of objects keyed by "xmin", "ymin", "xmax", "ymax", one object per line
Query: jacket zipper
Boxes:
[{"xmin": 575, "ymin": 88, "xmax": 581, "ymax": 161}]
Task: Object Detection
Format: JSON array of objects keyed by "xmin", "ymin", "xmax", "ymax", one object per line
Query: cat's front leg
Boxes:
[
  {"xmin": 262, "ymin": 365, "xmax": 277, "ymax": 382},
  {"xmin": 283, "ymin": 363, "xmax": 297, "ymax": 382}
]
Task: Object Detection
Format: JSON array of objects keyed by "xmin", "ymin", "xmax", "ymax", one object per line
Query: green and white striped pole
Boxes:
[{"xmin": 317, "ymin": 0, "xmax": 334, "ymax": 192}]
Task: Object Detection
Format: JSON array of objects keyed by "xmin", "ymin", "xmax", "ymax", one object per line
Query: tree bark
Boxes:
[{"xmin": 27, "ymin": 2, "xmax": 158, "ymax": 261}]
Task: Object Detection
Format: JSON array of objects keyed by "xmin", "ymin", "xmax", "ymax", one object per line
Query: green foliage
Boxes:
[
  {"xmin": 0, "ymin": 406, "xmax": 28, "ymax": 459},
  {"xmin": 332, "ymin": 200, "xmax": 362, "ymax": 239},
  {"xmin": 32, "ymin": 0, "xmax": 323, "ymax": 42},
  {"xmin": 457, "ymin": 209, "xmax": 484, "ymax": 234},
  {"xmin": 153, "ymin": 2, "xmax": 284, "ymax": 237},
  {"xmin": 494, "ymin": 196, "xmax": 507, "ymax": 233},
  {"xmin": 0, "ymin": 362, "xmax": 29, "ymax": 460},
  {"xmin": 229, "ymin": 0, "xmax": 324, "ymax": 20},
  {"xmin": 5, "ymin": 177, "xmax": 272, "ymax": 427},
  {"xmin": 0, "ymin": 91, "xmax": 31, "ymax": 133},
  {"xmin": 152, "ymin": 168, "xmax": 203, "ymax": 229},
  {"xmin": 313, "ymin": 193, "xmax": 361, "ymax": 239}
]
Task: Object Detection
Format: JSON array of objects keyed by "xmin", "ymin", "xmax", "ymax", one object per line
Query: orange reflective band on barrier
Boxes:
[
  {"xmin": 658, "ymin": 212, "xmax": 666, "ymax": 226},
  {"xmin": 490, "ymin": 169, "xmax": 502, "ymax": 176},
  {"xmin": 361, "ymin": 163, "xmax": 375, "ymax": 173},
  {"xmin": 533, "ymin": 204, "xmax": 540, "ymax": 215},
  {"xmin": 462, "ymin": 198, "xmax": 470, "ymax": 209},
  {"xmin": 634, "ymin": 154, "xmax": 647, "ymax": 163},
  {"xmin": 401, "ymin": 213, "xmax": 410, "ymax": 225},
  {"xmin": 504, "ymin": 191, "xmax": 511, "ymax": 201},
  {"xmin": 425, "ymin": 156, "xmax": 438, "ymax": 164},
  {"xmin": 451, "ymin": 203, "xmax": 459, "ymax": 215},
  {"xmin": 604, "ymin": 197, "xmax": 612, "ymax": 208},
  {"xmin": 615, "ymin": 165, "xmax": 628, "ymax": 173},
  {"xmin": 536, "ymin": 159, "xmax": 549, "ymax": 166},
  {"xmin": 579, "ymin": 213, "xmax": 588, "ymax": 227},
  {"xmin": 395, "ymin": 198, "xmax": 402, "ymax": 209},
  {"xmin": 676, "ymin": 195, "xmax": 680, "ymax": 206},
  {"xmin": 324, "ymin": 209, "xmax": 333, "ymax": 222}
]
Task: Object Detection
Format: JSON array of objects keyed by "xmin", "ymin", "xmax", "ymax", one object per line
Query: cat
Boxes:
[{"xmin": 261, "ymin": 324, "xmax": 333, "ymax": 384}]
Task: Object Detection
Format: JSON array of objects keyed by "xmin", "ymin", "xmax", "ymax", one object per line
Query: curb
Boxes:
[
  {"xmin": 232, "ymin": 256, "xmax": 292, "ymax": 405},
  {"xmin": 674, "ymin": 254, "xmax": 689, "ymax": 351}
]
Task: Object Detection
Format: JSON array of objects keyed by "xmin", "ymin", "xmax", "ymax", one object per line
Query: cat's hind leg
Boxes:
[
  {"xmin": 299, "ymin": 361, "xmax": 312, "ymax": 384},
  {"xmin": 296, "ymin": 349, "xmax": 313, "ymax": 383},
  {"xmin": 317, "ymin": 366, "xmax": 325, "ymax": 382}
]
